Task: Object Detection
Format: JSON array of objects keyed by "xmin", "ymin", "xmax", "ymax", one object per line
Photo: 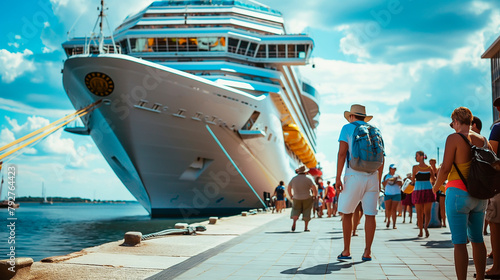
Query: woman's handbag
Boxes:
[{"xmin": 401, "ymin": 178, "xmax": 414, "ymax": 194}]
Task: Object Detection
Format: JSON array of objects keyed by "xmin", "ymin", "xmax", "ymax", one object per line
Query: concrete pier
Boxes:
[{"xmin": 23, "ymin": 209, "xmax": 492, "ymax": 279}]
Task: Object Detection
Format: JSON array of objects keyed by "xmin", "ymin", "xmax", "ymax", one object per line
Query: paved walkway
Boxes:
[{"xmin": 150, "ymin": 209, "xmax": 493, "ymax": 280}]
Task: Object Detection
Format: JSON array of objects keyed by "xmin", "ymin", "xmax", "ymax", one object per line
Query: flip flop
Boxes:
[
  {"xmin": 362, "ymin": 256, "xmax": 372, "ymax": 261},
  {"xmin": 337, "ymin": 253, "xmax": 352, "ymax": 260},
  {"xmin": 304, "ymin": 229, "xmax": 310, "ymax": 232},
  {"xmin": 474, "ymin": 273, "xmax": 500, "ymax": 279},
  {"xmin": 473, "ymin": 273, "xmax": 500, "ymax": 279}
]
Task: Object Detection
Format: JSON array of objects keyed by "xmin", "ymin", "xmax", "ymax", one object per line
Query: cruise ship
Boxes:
[{"xmin": 62, "ymin": 0, "xmax": 320, "ymax": 217}]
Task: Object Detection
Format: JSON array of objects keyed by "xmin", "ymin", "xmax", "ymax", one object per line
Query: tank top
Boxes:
[{"xmin": 446, "ymin": 161, "xmax": 471, "ymax": 192}]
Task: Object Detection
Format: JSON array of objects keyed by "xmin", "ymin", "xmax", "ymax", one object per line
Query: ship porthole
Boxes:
[{"xmin": 85, "ymin": 72, "xmax": 114, "ymax": 96}]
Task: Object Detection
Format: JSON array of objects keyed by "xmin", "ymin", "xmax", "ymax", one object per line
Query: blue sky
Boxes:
[{"xmin": 0, "ymin": 0, "xmax": 499, "ymax": 200}]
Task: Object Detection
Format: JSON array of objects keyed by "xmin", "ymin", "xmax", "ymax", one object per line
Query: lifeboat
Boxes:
[{"xmin": 283, "ymin": 124, "xmax": 317, "ymax": 168}]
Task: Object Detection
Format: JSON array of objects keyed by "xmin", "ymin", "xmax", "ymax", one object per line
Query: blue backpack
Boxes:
[{"xmin": 349, "ymin": 122, "xmax": 385, "ymax": 173}]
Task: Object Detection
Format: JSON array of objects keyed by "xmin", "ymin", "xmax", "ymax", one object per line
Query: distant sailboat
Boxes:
[
  {"xmin": 0, "ymin": 173, "xmax": 19, "ymax": 208},
  {"xmin": 40, "ymin": 182, "xmax": 53, "ymax": 205}
]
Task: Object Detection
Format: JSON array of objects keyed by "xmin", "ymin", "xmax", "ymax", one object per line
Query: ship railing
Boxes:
[
  {"xmin": 66, "ymin": 44, "xmax": 122, "ymax": 56},
  {"xmin": 227, "ymin": 45, "xmax": 304, "ymax": 60}
]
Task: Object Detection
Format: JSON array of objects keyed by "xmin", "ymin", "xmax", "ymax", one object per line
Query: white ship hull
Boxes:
[{"xmin": 63, "ymin": 54, "xmax": 298, "ymax": 217}]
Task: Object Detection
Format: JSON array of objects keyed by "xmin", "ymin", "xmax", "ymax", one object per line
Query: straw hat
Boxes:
[
  {"xmin": 344, "ymin": 104, "xmax": 373, "ymax": 122},
  {"xmin": 295, "ymin": 165, "xmax": 309, "ymax": 174}
]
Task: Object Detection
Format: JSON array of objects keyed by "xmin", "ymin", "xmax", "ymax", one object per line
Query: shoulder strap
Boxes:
[
  {"xmin": 456, "ymin": 133, "xmax": 472, "ymax": 147},
  {"xmin": 453, "ymin": 162, "xmax": 468, "ymax": 187}
]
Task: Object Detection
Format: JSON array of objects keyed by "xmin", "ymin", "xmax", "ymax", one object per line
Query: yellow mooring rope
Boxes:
[{"xmin": 0, "ymin": 100, "xmax": 102, "ymax": 163}]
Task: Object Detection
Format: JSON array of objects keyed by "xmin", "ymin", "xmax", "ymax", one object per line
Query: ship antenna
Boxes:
[{"xmin": 98, "ymin": 0, "xmax": 105, "ymax": 54}]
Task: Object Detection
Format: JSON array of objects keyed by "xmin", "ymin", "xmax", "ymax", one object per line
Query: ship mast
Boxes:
[{"xmin": 98, "ymin": 0, "xmax": 105, "ymax": 54}]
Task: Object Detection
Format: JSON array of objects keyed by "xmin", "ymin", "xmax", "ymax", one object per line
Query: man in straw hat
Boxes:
[
  {"xmin": 287, "ymin": 165, "xmax": 317, "ymax": 232},
  {"xmin": 336, "ymin": 104, "xmax": 384, "ymax": 261}
]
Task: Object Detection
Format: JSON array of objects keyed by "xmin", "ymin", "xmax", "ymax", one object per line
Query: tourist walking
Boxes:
[
  {"xmin": 273, "ymin": 181, "xmax": 286, "ymax": 213},
  {"xmin": 382, "ymin": 164, "xmax": 403, "ymax": 229},
  {"xmin": 471, "ymin": 116, "xmax": 491, "ymax": 236},
  {"xmin": 433, "ymin": 107, "xmax": 491, "ymax": 280},
  {"xmin": 325, "ymin": 181, "xmax": 335, "ymax": 217},
  {"xmin": 287, "ymin": 166, "xmax": 317, "ymax": 232},
  {"xmin": 412, "ymin": 151, "xmax": 435, "ymax": 238},
  {"xmin": 315, "ymin": 177, "xmax": 325, "ymax": 217},
  {"xmin": 487, "ymin": 98, "xmax": 500, "ymax": 278},
  {"xmin": 430, "ymin": 158, "xmax": 447, "ymax": 227},
  {"xmin": 332, "ymin": 183, "xmax": 339, "ymax": 216},
  {"xmin": 401, "ymin": 173, "xmax": 413, "ymax": 223},
  {"xmin": 335, "ymin": 104, "xmax": 384, "ymax": 261}
]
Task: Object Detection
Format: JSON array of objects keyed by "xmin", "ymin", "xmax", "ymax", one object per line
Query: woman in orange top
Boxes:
[{"xmin": 433, "ymin": 107, "xmax": 492, "ymax": 280}]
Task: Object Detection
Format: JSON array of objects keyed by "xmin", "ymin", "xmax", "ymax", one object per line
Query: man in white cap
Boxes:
[
  {"xmin": 336, "ymin": 104, "xmax": 384, "ymax": 261},
  {"xmin": 287, "ymin": 165, "xmax": 317, "ymax": 232}
]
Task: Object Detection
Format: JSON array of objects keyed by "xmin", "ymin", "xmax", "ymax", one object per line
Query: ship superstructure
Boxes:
[{"xmin": 62, "ymin": 0, "xmax": 320, "ymax": 216}]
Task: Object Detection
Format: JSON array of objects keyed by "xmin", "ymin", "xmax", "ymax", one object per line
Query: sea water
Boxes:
[{"xmin": 0, "ymin": 202, "xmax": 205, "ymax": 261}]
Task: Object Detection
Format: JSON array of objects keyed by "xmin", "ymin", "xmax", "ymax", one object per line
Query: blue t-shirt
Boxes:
[
  {"xmin": 275, "ymin": 185, "xmax": 285, "ymax": 200},
  {"xmin": 490, "ymin": 122, "xmax": 500, "ymax": 143},
  {"xmin": 338, "ymin": 121, "xmax": 367, "ymax": 172}
]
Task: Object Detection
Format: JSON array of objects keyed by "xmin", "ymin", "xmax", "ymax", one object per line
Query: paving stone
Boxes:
[{"xmin": 162, "ymin": 209, "xmax": 491, "ymax": 279}]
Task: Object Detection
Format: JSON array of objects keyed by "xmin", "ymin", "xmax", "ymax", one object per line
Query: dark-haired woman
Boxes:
[
  {"xmin": 273, "ymin": 181, "xmax": 286, "ymax": 213},
  {"xmin": 412, "ymin": 151, "xmax": 435, "ymax": 238},
  {"xmin": 433, "ymin": 107, "xmax": 491, "ymax": 280}
]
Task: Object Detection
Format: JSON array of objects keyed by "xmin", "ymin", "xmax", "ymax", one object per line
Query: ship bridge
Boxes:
[{"xmin": 63, "ymin": 0, "xmax": 314, "ymax": 66}]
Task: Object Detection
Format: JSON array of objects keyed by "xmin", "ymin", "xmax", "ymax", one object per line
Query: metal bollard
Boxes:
[
  {"xmin": 123, "ymin": 231, "xmax": 142, "ymax": 246},
  {"xmin": 209, "ymin": 217, "xmax": 218, "ymax": 224}
]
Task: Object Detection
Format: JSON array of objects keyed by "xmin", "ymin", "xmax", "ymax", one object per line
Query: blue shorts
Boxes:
[
  {"xmin": 445, "ymin": 187, "xmax": 487, "ymax": 245},
  {"xmin": 384, "ymin": 193, "xmax": 401, "ymax": 202}
]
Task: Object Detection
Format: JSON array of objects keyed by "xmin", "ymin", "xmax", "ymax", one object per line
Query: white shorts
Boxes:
[{"xmin": 338, "ymin": 169, "xmax": 379, "ymax": 216}]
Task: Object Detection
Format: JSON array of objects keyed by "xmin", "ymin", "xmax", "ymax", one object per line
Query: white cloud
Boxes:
[
  {"xmin": 6, "ymin": 115, "xmax": 50, "ymax": 135},
  {"xmin": 339, "ymin": 30, "xmax": 371, "ymax": 59},
  {"xmin": 469, "ymin": 1, "xmax": 490, "ymax": 15},
  {"xmin": 0, "ymin": 97, "xmax": 74, "ymax": 118},
  {"xmin": 93, "ymin": 168, "xmax": 107, "ymax": 174},
  {"xmin": 3, "ymin": 116, "xmax": 100, "ymax": 169},
  {"xmin": 300, "ymin": 57, "xmax": 412, "ymax": 104},
  {"xmin": 0, "ymin": 49, "xmax": 35, "ymax": 83},
  {"xmin": 0, "ymin": 128, "xmax": 16, "ymax": 147},
  {"xmin": 49, "ymin": 0, "xmax": 151, "ymax": 37}
]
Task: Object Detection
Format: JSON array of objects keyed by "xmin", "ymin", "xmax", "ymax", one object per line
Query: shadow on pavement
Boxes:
[
  {"xmin": 281, "ymin": 261, "xmax": 364, "ymax": 275},
  {"xmin": 386, "ymin": 237, "xmax": 420, "ymax": 242},
  {"xmin": 421, "ymin": 240, "xmax": 453, "ymax": 248},
  {"xmin": 319, "ymin": 237, "xmax": 343, "ymax": 240},
  {"xmin": 265, "ymin": 231, "xmax": 299, "ymax": 234}
]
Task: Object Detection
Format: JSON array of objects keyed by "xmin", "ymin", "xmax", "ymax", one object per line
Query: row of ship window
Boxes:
[{"xmin": 117, "ymin": 36, "xmax": 308, "ymax": 59}]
